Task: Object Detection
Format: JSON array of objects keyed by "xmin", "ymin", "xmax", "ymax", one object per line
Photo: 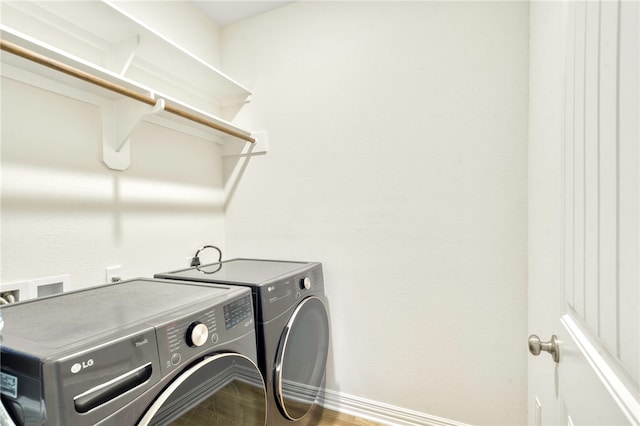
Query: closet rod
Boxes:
[{"xmin": 0, "ymin": 38, "xmax": 255, "ymax": 144}]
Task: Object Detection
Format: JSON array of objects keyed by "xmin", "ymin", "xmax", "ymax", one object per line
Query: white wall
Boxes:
[
  {"xmin": 528, "ymin": 2, "xmax": 565, "ymax": 423},
  {"xmin": 1, "ymin": 2, "xmax": 225, "ymax": 289},
  {"xmin": 221, "ymin": 2, "xmax": 529, "ymax": 424}
]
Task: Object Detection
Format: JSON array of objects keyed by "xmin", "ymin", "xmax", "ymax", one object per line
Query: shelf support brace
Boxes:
[
  {"xmin": 106, "ymin": 34, "xmax": 140, "ymax": 76},
  {"xmin": 222, "ymin": 130, "xmax": 268, "ymax": 157},
  {"xmin": 102, "ymin": 97, "xmax": 165, "ymax": 171}
]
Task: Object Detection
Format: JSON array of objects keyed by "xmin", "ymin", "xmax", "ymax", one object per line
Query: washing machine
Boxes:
[
  {"xmin": 155, "ymin": 259, "xmax": 330, "ymax": 425},
  {"xmin": 0, "ymin": 278, "xmax": 266, "ymax": 426}
]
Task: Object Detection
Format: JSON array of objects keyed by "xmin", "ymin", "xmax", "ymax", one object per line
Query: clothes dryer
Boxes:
[
  {"xmin": 0, "ymin": 278, "xmax": 266, "ymax": 426},
  {"xmin": 155, "ymin": 259, "xmax": 330, "ymax": 426}
]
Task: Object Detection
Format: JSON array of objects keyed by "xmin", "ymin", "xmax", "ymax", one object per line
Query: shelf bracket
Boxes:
[
  {"xmin": 106, "ymin": 34, "xmax": 140, "ymax": 76},
  {"xmin": 222, "ymin": 130, "xmax": 268, "ymax": 157},
  {"xmin": 102, "ymin": 97, "xmax": 165, "ymax": 171}
]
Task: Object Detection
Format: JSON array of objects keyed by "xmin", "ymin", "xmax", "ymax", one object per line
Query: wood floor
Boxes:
[
  {"xmin": 164, "ymin": 378, "xmax": 386, "ymax": 425},
  {"xmin": 315, "ymin": 408, "xmax": 387, "ymax": 426}
]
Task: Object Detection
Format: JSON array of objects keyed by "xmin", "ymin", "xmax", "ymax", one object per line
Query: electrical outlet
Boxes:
[{"xmin": 105, "ymin": 265, "xmax": 122, "ymax": 283}]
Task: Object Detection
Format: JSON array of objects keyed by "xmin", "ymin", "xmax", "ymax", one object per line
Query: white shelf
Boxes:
[
  {"xmin": 1, "ymin": 1, "xmax": 251, "ymax": 109},
  {"xmin": 0, "ymin": 1, "xmax": 257, "ymax": 170},
  {"xmin": 1, "ymin": 26, "xmax": 152, "ymax": 101}
]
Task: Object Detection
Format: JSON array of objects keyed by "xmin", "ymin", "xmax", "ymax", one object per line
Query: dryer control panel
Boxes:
[{"xmin": 260, "ymin": 263, "xmax": 324, "ymax": 323}]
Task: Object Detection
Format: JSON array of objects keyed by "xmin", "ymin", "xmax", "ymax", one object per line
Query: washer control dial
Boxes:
[
  {"xmin": 300, "ymin": 277, "xmax": 311, "ymax": 290},
  {"xmin": 186, "ymin": 322, "xmax": 209, "ymax": 347}
]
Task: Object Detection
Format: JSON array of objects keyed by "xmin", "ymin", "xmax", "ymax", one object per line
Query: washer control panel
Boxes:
[
  {"xmin": 223, "ymin": 295, "xmax": 253, "ymax": 330},
  {"xmin": 157, "ymin": 293, "xmax": 254, "ymax": 376}
]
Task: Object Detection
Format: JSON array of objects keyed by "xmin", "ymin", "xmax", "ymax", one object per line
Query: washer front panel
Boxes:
[{"xmin": 138, "ymin": 353, "xmax": 267, "ymax": 426}]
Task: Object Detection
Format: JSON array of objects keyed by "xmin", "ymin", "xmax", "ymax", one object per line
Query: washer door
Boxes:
[
  {"xmin": 138, "ymin": 353, "xmax": 266, "ymax": 426},
  {"xmin": 274, "ymin": 296, "xmax": 330, "ymax": 421}
]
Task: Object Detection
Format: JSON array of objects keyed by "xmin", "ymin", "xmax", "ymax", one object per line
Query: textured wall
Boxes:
[
  {"xmin": 221, "ymin": 2, "xmax": 529, "ymax": 424},
  {"xmin": 1, "ymin": 2, "xmax": 226, "ymax": 289}
]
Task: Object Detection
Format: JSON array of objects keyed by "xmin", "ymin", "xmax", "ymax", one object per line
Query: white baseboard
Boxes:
[{"xmin": 318, "ymin": 388, "xmax": 471, "ymax": 426}]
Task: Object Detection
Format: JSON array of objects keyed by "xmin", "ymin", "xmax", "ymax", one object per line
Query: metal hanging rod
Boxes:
[{"xmin": 0, "ymin": 38, "xmax": 255, "ymax": 144}]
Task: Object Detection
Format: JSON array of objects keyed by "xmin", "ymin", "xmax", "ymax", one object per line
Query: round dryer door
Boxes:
[
  {"xmin": 138, "ymin": 353, "xmax": 266, "ymax": 426},
  {"xmin": 274, "ymin": 296, "xmax": 330, "ymax": 421}
]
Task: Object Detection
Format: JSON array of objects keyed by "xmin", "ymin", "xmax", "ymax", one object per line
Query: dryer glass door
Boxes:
[
  {"xmin": 138, "ymin": 353, "xmax": 266, "ymax": 426},
  {"xmin": 274, "ymin": 296, "xmax": 330, "ymax": 420}
]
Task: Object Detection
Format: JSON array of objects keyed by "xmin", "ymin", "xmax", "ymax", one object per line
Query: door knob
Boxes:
[{"xmin": 528, "ymin": 334, "xmax": 560, "ymax": 363}]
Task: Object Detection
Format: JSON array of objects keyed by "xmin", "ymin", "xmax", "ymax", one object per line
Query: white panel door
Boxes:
[{"xmin": 529, "ymin": 1, "xmax": 639, "ymax": 425}]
